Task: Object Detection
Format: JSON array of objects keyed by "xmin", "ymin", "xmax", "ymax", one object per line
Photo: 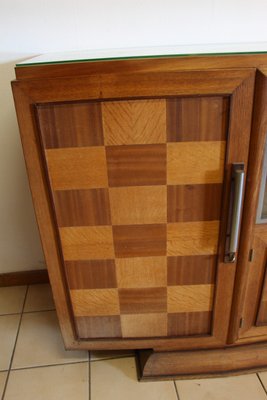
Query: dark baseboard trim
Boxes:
[{"xmin": 0, "ymin": 269, "xmax": 49, "ymax": 287}]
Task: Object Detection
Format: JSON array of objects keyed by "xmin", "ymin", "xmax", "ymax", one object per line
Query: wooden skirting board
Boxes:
[
  {"xmin": 0, "ymin": 269, "xmax": 49, "ymax": 287},
  {"xmin": 137, "ymin": 342, "xmax": 267, "ymax": 380}
]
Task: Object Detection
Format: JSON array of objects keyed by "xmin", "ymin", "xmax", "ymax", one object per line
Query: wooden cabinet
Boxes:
[
  {"xmin": 12, "ymin": 54, "xmax": 267, "ymax": 379},
  {"xmin": 228, "ymin": 68, "xmax": 267, "ymax": 344}
]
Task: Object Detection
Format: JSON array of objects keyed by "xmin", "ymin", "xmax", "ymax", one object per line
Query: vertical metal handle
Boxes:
[{"xmin": 224, "ymin": 163, "xmax": 245, "ymax": 263}]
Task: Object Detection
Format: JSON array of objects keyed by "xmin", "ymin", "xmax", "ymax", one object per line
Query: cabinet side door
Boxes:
[{"xmin": 12, "ymin": 66, "xmax": 255, "ymax": 349}]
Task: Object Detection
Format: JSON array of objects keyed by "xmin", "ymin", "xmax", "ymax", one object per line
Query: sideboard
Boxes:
[{"xmin": 12, "ymin": 49, "xmax": 267, "ymax": 380}]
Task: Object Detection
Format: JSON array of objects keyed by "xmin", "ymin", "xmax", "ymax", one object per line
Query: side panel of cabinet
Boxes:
[
  {"xmin": 229, "ymin": 68, "xmax": 267, "ymax": 343},
  {"xmin": 12, "ymin": 67, "xmax": 255, "ymax": 349}
]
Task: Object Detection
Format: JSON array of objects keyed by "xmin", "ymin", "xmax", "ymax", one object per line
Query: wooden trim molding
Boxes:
[
  {"xmin": 137, "ymin": 342, "xmax": 267, "ymax": 381},
  {"xmin": 0, "ymin": 269, "xmax": 49, "ymax": 287},
  {"xmin": 14, "ymin": 53, "xmax": 267, "ymax": 81}
]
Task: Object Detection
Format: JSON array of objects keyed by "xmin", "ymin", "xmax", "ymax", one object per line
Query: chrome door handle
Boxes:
[{"xmin": 224, "ymin": 163, "xmax": 245, "ymax": 263}]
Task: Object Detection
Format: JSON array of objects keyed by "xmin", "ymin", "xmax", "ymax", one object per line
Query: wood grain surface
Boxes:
[
  {"xmin": 76, "ymin": 315, "xmax": 122, "ymax": 338},
  {"xmin": 167, "ymin": 184, "xmax": 222, "ymax": 222},
  {"xmin": 37, "ymin": 102, "xmax": 104, "ymax": 148},
  {"xmin": 106, "ymin": 144, "xmax": 166, "ymax": 187},
  {"xmin": 121, "ymin": 314, "xmax": 168, "ymax": 338},
  {"xmin": 53, "ymin": 188, "xmax": 111, "ymax": 227},
  {"xmin": 109, "ymin": 186, "xmax": 167, "ymax": 225},
  {"xmin": 46, "ymin": 147, "xmax": 108, "ymax": 190},
  {"xmin": 167, "ymin": 221, "xmax": 220, "ymax": 256},
  {"xmin": 70, "ymin": 288, "xmax": 120, "ymax": 317},
  {"xmin": 119, "ymin": 287, "xmax": 167, "ymax": 314},
  {"xmin": 116, "ymin": 257, "xmax": 167, "ymax": 288},
  {"xmin": 167, "ymin": 255, "xmax": 216, "ymax": 285},
  {"xmin": 168, "ymin": 311, "xmax": 212, "ymax": 336},
  {"xmin": 167, "ymin": 285, "xmax": 214, "ymax": 313},
  {"xmin": 113, "ymin": 224, "xmax": 166, "ymax": 258},
  {"xmin": 65, "ymin": 260, "xmax": 117, "ymax": 289},
  {"xmin": 167, "ymin": 141, "xmax": 226, "ymax": 185},
  {"xmin": 60, "ymin": 226, "xmax": 114, "ymax": 260},
  {"xmin": 102, "ymin": 99, "xmax": 166, "ymax": 145},
  {"xmin": 166, "ymin": 97, "xmax": 229, "ymax": 142}
]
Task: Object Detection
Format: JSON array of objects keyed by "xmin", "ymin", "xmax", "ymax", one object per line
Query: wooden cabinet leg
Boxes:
[{"xmin": 136, "ymin": 343, "xmax": 267, "ymax": 381}]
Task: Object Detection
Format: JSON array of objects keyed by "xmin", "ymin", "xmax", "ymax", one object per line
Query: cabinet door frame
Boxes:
[
  {"xmin": 12, "ymin": 66, "xmax": 255, "ymax": 350},
  {"xmin": 228, "ymin": 67, "xmax": 267, "ymax": 344}
]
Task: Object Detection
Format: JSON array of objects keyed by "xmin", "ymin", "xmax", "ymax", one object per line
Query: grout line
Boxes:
[
  {"xmin": 90, "ymin": 354, "xmax": 135, "ymax": 363},
  {"xmin": 257, "ymin": 373, "xmax": 267, "ymax": 397},
  {"xmin": 174, "ymin": 381, "xmax": 181, "ymax": 400},
  {"xmin": 0, "ymin": 312, "xmax": 22, "ymax": 317},
  {"xmin": 10, "ymin": 360, "xmax": 89, "ymax": 372},
  {"xmin": 0, "ymin": 311, "xmax": 21, "ymax": 318},
  {"xmin": 22, "ymin": 308, "xmax": 55, "ymax": 314},
  {"xmin": 1, "ymin": 285, "xmax": 29, "ymax": 400},
  {"xmin": 89, "ymin": 352, "xmax": 91, "ymax": 400}
]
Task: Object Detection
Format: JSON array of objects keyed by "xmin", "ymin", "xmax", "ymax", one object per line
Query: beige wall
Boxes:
[
  {"xmin": 0, "ymin": 55, "xmax": 44, "ymax": 272},
  {"xmin": 1, "ymin": 0, "xmax": 267, "ymax": 273}
]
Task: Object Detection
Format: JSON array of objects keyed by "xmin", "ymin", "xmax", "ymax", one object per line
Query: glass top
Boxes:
[{"xmin": 16, "ymin": 43, "xmax": 267, "ymax": 66}]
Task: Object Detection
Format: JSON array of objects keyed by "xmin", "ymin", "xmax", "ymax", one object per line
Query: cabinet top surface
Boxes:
[{"xmin": 16, "ymin": 43, "xmax": 267, "ymax": 66}]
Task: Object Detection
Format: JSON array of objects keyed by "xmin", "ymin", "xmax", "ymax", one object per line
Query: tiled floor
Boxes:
[{"xmin": 1, "ymin": 285, "xmax": 267, "ymax": 399}]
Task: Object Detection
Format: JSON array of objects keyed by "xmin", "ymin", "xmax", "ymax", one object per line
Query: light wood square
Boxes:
[
  {"xmin": 45, "ymin": 146, "xmax": 108, "ymax": 190},
  {"xmin": 109, "ymin": 186, "xmax": 167, "ymax": 225},
  {"xmin": 102, "ymin": 99, "xmax": 166, "ymax": 145},
  {"xmin": 59, "ymin": 226, "xmax": 114, "ymax": 260},
  {"xmin": 116, "ymin": 256, "xmax": 167, "ymax": 288},
  {"xmin": 167, "ymin": 141, "xmax": 225, "ymax": 185},
  {"xmin": 70, "ymin": 289, "xmax": 120, "ymax": 317},
  {"xmin": 167, "ymin": 221, "xmax": 219, "ymax": 256},
  {"xmin": 121, "ymin": 313, "xmax": 167, "ymax": 337},
  {"xmin": 167, "ymin": 285, "xmax": 214, "ymax": 313}
]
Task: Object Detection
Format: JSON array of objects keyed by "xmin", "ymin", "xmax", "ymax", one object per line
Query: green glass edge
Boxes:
[{"xmin": 16, "ymin": 50, "xmax": 267, "ymax": 67}]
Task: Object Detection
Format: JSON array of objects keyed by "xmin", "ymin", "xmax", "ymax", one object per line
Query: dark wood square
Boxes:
[
  {"xmin": 53, "ymin": 188, "xmax": 111, "ymax": 227},
  {"xmin": 119, "ymin": 287, "xmax": 167, "ymax": 314},
  {"xmin": 113, "ymin": 224, "xmax": 166, "ymax": 258},
  {"xmin": 167, "ymin": 184, "xmax": 222, "ymax": 222},
  {"xmin": 106, "ymin": 144, "xmax": 166, "ymax": 187},
  {"xmin": 166, "ymin": 96, "xmax": 229, "ymax": 142},
  {"xmin": 65, "ymin": 260, "xmax": 117, "ymax": 289},
  {"xmin": 37, "ymin": 102, "xmax": 104, "ymax": 148},
  {"xmin": 168, "ymin": 311, "xmax": 212, "ymax": 336},
  {"xmin": 76, "ymin": 316, "xmax": 122, "ymax": 338},
  {"xmin": 167, "ymin": 255, "xmax": 216, "ymax": 285}
]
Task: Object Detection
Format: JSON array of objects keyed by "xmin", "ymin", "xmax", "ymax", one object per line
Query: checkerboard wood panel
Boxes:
[{"xmin": 36, "ymin": 95, "xmax": 229, "ymax": 340}]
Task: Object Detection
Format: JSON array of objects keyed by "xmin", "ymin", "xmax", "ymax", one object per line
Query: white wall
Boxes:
[{"xmin": 1, "ymin": 0, "xmax": 267, "ymax": 273}]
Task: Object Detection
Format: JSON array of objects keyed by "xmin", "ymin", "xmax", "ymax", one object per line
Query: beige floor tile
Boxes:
[
  {"xmin": 0, "ymin": 286, "xmax": 27, "ymax": 315},
  {"xmin": 5, "ymin": 362, "xmax": 88, "ymax": 400},
  {"xmin": 258, "ymin": 371, "xmax": 267, "ymax": 391},
  {"xmin": 91, "ymin": 357, "xmax": 177, "ymax": 400},
  {"xmin": 24, "ymin": 284, "xmax": 55, "ymax": 312},
  {"xmin": 90, "ymin": 349, "xmax": 135, "ymax": 361},
  {"xmin": 175, "ymin": 373, "xmax": 267, "ymax": 400},
  {"xmin": 0, "ymin": 315, "xmax": 20, "ymax": 371},
  {"xmin": 12, "ymin": 311, "xmax": 88, "ymax": 369},
  {"xmin": 0, "ymin": 371, "xmax": 8, "ymax": 398}
]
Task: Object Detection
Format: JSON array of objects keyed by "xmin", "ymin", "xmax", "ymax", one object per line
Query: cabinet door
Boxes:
[
  {"xmin": 13, "ymin": 67, "xmax": 255, "ymax": 349},
  {"xmin": 229, "ymin": 68, "xmax": 267, "ymax": 343}
]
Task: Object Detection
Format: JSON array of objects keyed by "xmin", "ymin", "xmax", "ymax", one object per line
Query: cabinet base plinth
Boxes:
[{"xmin": 136, "ymin": 342, "xmax": 267, "ymax": 381}]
